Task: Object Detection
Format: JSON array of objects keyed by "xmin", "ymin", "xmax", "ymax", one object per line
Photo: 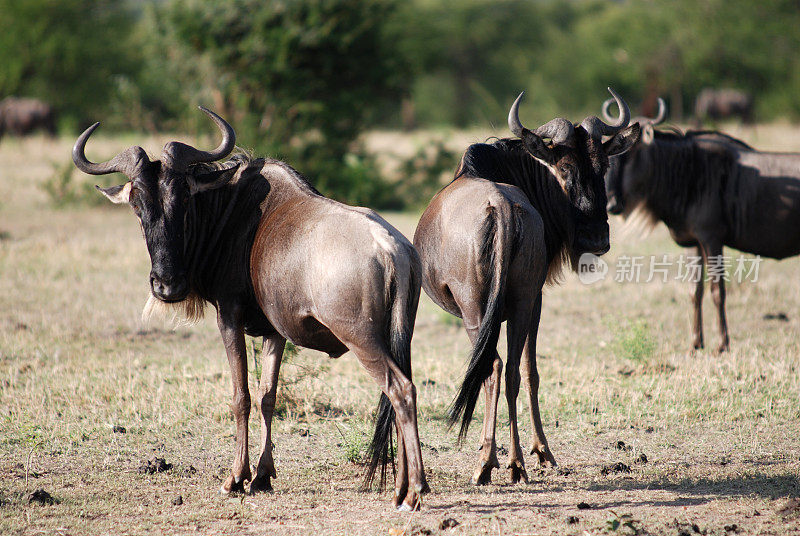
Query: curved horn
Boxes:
[
  {"xmin": 605, "ymin": 96, "xmax": 667, "ymax": 126},
  {"xmin": 601, "ymin": 98, "xmax": 616, "ymax": 124},
  {"xmin": 508, "ymin": 92, "xmax": 525, "ymax": 138},
  {"xmin": 581, "ymin": 87, "xmax": 630, "ymax": 139},
  {"xmin": 652, "ymin": 97, "xmax": 667, "ymax": 125},
  {"xmin": 508, "ymin": 91, "xmax": 574, "ymax": 144},
  {"xmin": 72, "ymin": 122, "xmax": 148, "ymax": 176},
  {"xmin": 172, "ymin": 107, "xmax": 236, "ymax": 166}
]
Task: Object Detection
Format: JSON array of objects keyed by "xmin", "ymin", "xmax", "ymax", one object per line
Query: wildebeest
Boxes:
[
  {"xmin": 694, "ymin": 88, "xmax": 753, "ymax": 124},
  {"xmin": 413, "ymin": 89, "xmax": 640, "ymax": 484},
  {"xmin": 605, "ymin": 113, "xmax": 800, "ymax": 353},
  {"xmin": 72, "ymin": 108, "xmax": 428, "ymax": 510},
  {"xmin": 0, "ymin": 97, "xmax": 56, "ymax": 138}
]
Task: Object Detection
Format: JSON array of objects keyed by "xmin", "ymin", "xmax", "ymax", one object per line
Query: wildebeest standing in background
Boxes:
[
  {"xmin": 694, "ymin": 88, "xmax": 753, "ymax": 125},
  {"xmin": 602, "ymin": 96, "xmax": 667, "ymax": 215},
  {"xmin": 414, "ymin": 89, "xmax": 640, "ymax": 485},
  {"xmin": 605, "ymin": 113, "xmax": 800, "ymax": 353},
  {"xmin": 72, "ymin": 108, "xmax": 428, "ymax": 510},
  {"xmin": 0, "ymin": 97, "xmax": 56, "ymax": 138}
]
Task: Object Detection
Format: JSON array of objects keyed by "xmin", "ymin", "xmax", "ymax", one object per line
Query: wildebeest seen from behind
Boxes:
[
  {"xmin": 0, "ymin": 97, "xmax": 56, "ymax": 138},
  {"xmin": 605, "ymin": 116, "xmax": 800, "ymax": 353},
  {"xmin": 694, "ymin": 88, "xmax": 753, "ymax": 125},
  {"xmin": 414, "ymin": 88, "xmax": 640, "ymax": 485},
  {"xmin": 72, "ymin": 108, "xmax": 428, "ymax": 510}
]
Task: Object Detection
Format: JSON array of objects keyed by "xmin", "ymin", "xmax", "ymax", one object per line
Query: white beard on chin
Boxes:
[{"xmin": 142, "ymin": 292, "xmax": 206, "ymax": 327}]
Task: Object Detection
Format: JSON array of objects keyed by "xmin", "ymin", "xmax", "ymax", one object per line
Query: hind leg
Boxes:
[
  {"xmin": 393, "ymin": 418, "xmax": 409, "ymax": 507},
  {"xmin": 520, "ymin": 293, "xmax": 557, "ymax": 467},
  {"xmin": 705, "ymin": 243, "xmax": 730, "ymax": 353},
  {"xmin": 457, "ymin": 311, "xmax": 502, "ymax": 486},
  {"xmin": 505, "ymin": 303, "xmax": 533, "ymax": 484},
  {"xmin": 472, "ymin": 351, "xmax": 502, "ymax": 485},
  {"xmin": 251, "ymin": 334, "xmax": 286, "ymax": 493},
  {"xmin": 351, "ymin": 343, "xmax": 427, "ymax": 510}
]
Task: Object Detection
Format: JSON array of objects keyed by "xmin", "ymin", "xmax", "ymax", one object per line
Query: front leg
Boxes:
[
  {"xmin": 217, "ymin": 303, "xmax": 252, "ymax": 493},
  {"xmin": 251, "ymin": 334, "xmax": 286, "ymax": 493},
  {"xmin": 690, "ymin": 246, "xmax": 706, "ymax": 351}
]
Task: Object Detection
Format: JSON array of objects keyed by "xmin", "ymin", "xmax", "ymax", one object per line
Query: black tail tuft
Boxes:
[
  {"xmin": 364, "ymin": 392, "xmax": 395, "ymax": 490},
  {"xmin": 447, "ymin": 206, "xmax": 508, "ymax": 441}
]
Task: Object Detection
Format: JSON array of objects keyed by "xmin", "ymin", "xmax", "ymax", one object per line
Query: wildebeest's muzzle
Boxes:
[
  {"xmin": 574, "ymin": 218, "xmax": 610, "ymax": 256},
  {"xmin": 150, "ymin": 269, "xmax": 188, "ymax": 302}
]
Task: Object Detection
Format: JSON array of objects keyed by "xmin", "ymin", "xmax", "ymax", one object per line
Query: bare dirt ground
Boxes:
[{"xmin": 1, "ymin": 127, "xmax": 799, "ymax": 535}]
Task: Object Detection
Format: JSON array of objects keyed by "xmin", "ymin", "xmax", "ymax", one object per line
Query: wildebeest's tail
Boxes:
[
  {"xmin": 449, "ymin": 204, "xmax": 511, "ymax": 441},
  {"xmin": 364, "ymin": 244, "xmax": 421, "ymax": 490}
]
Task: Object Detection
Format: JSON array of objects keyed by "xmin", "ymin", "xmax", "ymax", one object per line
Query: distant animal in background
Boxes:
[
  {"xmin": 72, "ymin": 107, "xmax": 428, "ymax": 510},
  {"xmin": 604, "ymin": 103, "xmax": 800, "ymax": 353},
  {"xmin": 414, "ymin": 88, "xmax": 640, "ymax": 486},
  {"xmin": 0, "ymin": 97, "xmax": 56, "ymax": 138},
  {"xmin": 694, "ymin": 88, "xmax": 753, "ymax": 125}
]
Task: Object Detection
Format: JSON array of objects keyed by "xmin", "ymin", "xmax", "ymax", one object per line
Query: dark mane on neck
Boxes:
[
  {"xmin": 189, "ymin": 151, "xmax": 253, "ymax": 174},
  {"xmin": 184, "ymin": 155, "xmax": 273, "ymax": 336},
  {"xmin": 640, "ymin": 131, "xmax": 738, "ymax": 230},
  {"xmin": 455, "ymin": 138, "xmax": 575, "ymax": 282}
]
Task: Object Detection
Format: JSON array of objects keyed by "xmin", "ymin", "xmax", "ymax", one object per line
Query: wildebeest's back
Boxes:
[
  {"xmin": 725, "ymin": 148, "xmax": 800, "ymax": 258},
  {"xmin": 414, "ymin": 176, "xmax": 546, "ymax": 322},
  {"xmin": 250, "ymin": 195, "xmax": 418, "ymax": 356}
]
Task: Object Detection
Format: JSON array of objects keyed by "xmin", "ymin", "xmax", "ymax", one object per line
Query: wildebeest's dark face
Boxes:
[
  {"xmin": 73, "ymin": 107, "xmax": 236, "ymax": 303},
  {"xmin": 98, "ymin": 159, "xmax": 194, "ymax": 302},
  {"xmin": 604, "ymin": 123, "xmax": 654, "ymax": 218},
  {"xmin": 509, "ymin": 88, "xmax": 640, "ymax": 256},
  {"xmin": 521, "ymin": 123, "xmax": 640, "ymax": 256}
]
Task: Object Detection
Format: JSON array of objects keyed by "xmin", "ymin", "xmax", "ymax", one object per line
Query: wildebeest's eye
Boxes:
[{"xmin": 558, "ymin": 163, "xmax": 575, "ymax": 176}]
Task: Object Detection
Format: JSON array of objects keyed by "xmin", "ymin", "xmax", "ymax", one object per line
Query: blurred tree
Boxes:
[
  {"xmin": 151, "ymin": 0, "xmax": 410, "ymax": 206},
  {"xmin": 0, "ymin": 0, "xmax": 139, "ymax": 130},
  {"xmin": 392, "ymin": 0, "xmax": 547, "ymax": 127},
  {"xmin": 533, "ymin": 0, "xmax": 800, "ymax": 121}
]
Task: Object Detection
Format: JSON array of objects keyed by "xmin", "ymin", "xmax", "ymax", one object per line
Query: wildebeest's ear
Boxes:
[
  {"xmin": 187, "ymin": 167, "xmax": 237, "ymax": 195},
  {"xmin": 641, "ymin": 123, "xmax": 655, "ymax": 144},
  {"xmin": 521, "ymin": 130, "xmax": 556, "ymax": 164},
  {"xmin": 95, "ymin": 182, "xmax": 132, "ymax": 204},
  {"xmin": 603, "ymin": 123, "xmax": 641, "ymax": 156}
]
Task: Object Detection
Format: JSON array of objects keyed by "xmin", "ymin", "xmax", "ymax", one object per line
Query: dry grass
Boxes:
[{"xmin": 1, "ymin": 128, "xmax": 800, "ymax": 535}]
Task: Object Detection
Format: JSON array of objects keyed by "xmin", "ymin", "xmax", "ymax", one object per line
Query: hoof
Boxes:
[
  {"xmin": 396, "ymin": 493, "xmax": 421, "ymax": 511},
  {"xmin": 220, "ymin": 473, "xmax": 249, "ymax": 494},
  {"xmin": 393, "ymin": 485, "xmax": 409, "ymax": 509},
  {"xmin": 250, "ymin": 475, "xmax": 273, "ymax": 494},
  {"xmin": 530, "ymin": 446, "xmax": 557, "ymax": 468},
  {"xmin": 716, "ymin": 342, "xmax": 729, "ymax": 354},
  {"xmin": 507, "ymin": 460, "xmax": 528, "ymax": 484},
  {"xmin": 471, "ymin": 461, "xmax": 498, "ymax": 486}
]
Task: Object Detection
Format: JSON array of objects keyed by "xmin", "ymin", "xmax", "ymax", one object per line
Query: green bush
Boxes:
[{"xmin": 41, "ymin": 160, "xmax": 107, "ymax": 208}]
